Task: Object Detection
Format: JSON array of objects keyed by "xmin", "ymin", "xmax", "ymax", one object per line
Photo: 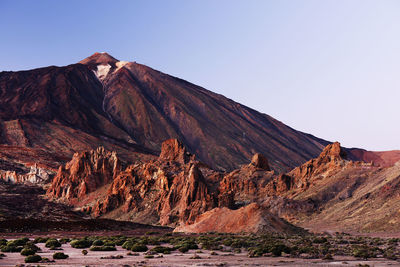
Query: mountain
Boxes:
[
  {"xmin": 1, "ymin": 52, "xmax": 397, "ymax": 173},
  {"xmin": 0, "ymin": 59, "xmax": 154, "ymax": 177},
  {"xmin": 78, "ymin": 52, "xmax": 334, "ymax": 172}
]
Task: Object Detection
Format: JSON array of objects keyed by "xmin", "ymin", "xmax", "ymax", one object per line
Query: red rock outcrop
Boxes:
[
  {"xmin": 250, "ymin": 153, "xmax": 270, "ymax": 170},
  {"xmin": 82, "ymin": 145, "xmax": 280, "ymax": 227},
  {"xmin": 0, "ymin": 163, "xmax": 52, "ymax": 184},
  {"xmin": 47, "ymin": 146, "xmax": 121, "ymax": 202},
  {"xmin": 174, "ymin": 203, "xmax": 301, "ymax": 234},
  {"xmin": 158, "ymin": 139, "xmax": 195, "ymax": 164},
  {"xmin": 48, "ymin": 139, "xmax": 218, "ymax": 226},
  {"xmin": 218, "ymin": 154, "xmax": 275, "ymax": 208},
  {"xmin": 265, "ymin": 142, "xmax": 358, "ymax": 196},
  {"xmin": 45, "ymin": 139, "xmax": 400, "ymax": 234}
]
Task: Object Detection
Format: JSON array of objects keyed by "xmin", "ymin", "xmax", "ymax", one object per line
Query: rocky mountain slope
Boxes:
[
  {"xmin": 1, "ymin": 52, "xmax": 398, "ymax": 177},
  {"xmin": 0, "ymin": 52, "xmax": 335, "ymax": 174}
]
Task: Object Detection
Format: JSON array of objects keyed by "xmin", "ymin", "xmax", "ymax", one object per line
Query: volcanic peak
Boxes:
[{"xmin": 79, "ymin": 52, "xmax": 119, "ymax": 66}]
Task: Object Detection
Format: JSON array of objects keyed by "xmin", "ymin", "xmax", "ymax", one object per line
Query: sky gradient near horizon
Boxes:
[{"xmin": 1, "ymin": 0, "xmax": 400, "ymax": 151}]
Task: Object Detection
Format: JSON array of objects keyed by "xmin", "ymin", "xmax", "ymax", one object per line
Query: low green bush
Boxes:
[
  {"xmin": 122, "ymin": 241, "xmax": 134, "ymax": 250},
  {"xmin": 92, "ymin": 240, "xmax": 104, "ymax": 246},
  {"xmin": 23, "ymin": 242, "xmax": 40, "ymax": 252},
  {"xmin": 45, "ymin": 239, "xmax": 61, "ymax": 248},
  {"xmin": 130, "ymin": 244, "xmax": 148, "ymax": 252},
  {"xmin": 151, "ymin": 246, "xmax": 173, "ymax": 254},
  {"xmin": 70, "ymin": 239, "xmax": 92, "ymax": 249},
  {"xmin": 25, "ymin": 254, "xmax": 42, "ymax": 263},
  {"xmin": 178, "ymin": 246, "xmax": 189, "ymax": 253},
  {"xmin": 53, "ymin": 252, "xmax": 69, "ymax": 259},
  {"xmin": 7, "ymin": 238, "xmax": 29, "ymax": 247},
  {"xmin": 59, "ymin": 238, "xmax": 70, "ymax": 244},
  {"xmin": 352, "ymin": 245, "xmax": 377, "ymax": 260},
  {"xmin": 33, "ymin": 237, "xmax": 49, "ymax": 243},
  {"xmin": 20, "ymin": 248, "xmax": 36, "ymax": 256},
  {"xmin": 1, "ymin": 245, "xmax": 23, "ymax": 252},
  {"xmin": 271, "ymin": 244, "xmax": 291, "ymax": 257}
]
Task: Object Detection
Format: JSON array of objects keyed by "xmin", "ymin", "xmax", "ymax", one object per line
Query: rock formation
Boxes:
[
  {"xmin": 0, "ymin": 163, "xmax": 52, "ymax": 184},
  {"xmin": 250, "ymin": 153, "xmax": 270, "ymax": 170},
  {"xmin": 265, "ymin": 142, "xmax": 357, "ymax": 196},
  {"xmin": 47, "ymin": 147, "xmax": 121, "ymax": 202},
  {"xmin": 158, "ymin": 139, "xmax": 195, "ymax": 164},
  {"xmin": 174, "ymin": 203, "xmax": 302, "ymax": 234},
  {"xmin": 47, "ymin": 140, "xmax": 218, "ymax": 226}
]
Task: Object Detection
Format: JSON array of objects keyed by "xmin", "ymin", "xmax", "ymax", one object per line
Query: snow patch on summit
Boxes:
[
  {"xmin": 115, "ymin": 61, "xmax": 129, "ymax": 72},
  {"xmin": 94, "ymin": 64, "xmax": 111, "ymax": 80}
]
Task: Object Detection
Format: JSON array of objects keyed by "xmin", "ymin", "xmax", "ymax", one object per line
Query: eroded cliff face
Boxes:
[
  {"xmin": 47, "ymin": 147, "xmax": 121, "ymax": 202},
  {"xmin": 45, "ymin": 137, "xmax": 307, "ymax": 233},
  {"xmin": 264, "ymin": 142, "xmax": 369, "ymax": 198},
  {"xmin": 46, "ymin": 140, "xmax": 218, "ymax": 226},
  {"xmin": 45, "ymin": 139, "xmax": 400, "ymax": 233},
  {"xmin": 44, "ymin": 139, "xmax": 351, "ymax": 230},
  {"xmin": 218, "ymin": 153, "xmax": 274, "ymax": 208},
  {"xmin": 0, "ymin": 163, "xmax": 52, "ymax": 184}
]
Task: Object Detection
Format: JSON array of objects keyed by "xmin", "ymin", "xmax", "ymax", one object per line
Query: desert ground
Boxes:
[
  {"xmin": 0, "ymin": 232, "xmax": 400, "ymax": 267},
  {"xmin": 0, "ymin": 242, "xmax": 398, "ymax": 267}
]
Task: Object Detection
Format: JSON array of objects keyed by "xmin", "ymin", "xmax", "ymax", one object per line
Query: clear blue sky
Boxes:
[{"xmin": 1, "ymin": 0, "xmax": 399, "ymax": 151}]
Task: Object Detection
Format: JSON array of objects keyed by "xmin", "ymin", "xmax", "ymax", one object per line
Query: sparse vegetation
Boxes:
[
  {"xmin": 33, "ymin": 237, "xmax": 49, "ymax": 243},
  {"xmin": 130, "ymin": 244, "xmax": 148, "ymax": 252},
  {"xmin": 3, "ymin": 232, "xmax": 395, "ymax": 264},
  {"xmin": 70, "ymin": 239, "xmax": 92, "ymax": 248},
  {"xmin": 92, "ymin": 239, "xmax": 104, "ymax": 246},
  {"xmin": 20, "ymin": 248, "xmax": 36, "ymax": 256},
  {"xmin": 100, "ymin": 255, "xmax": 124, "ymax": 259},
  {"xmin": 53, "ymin": 252, "xmax": 69, "ymax": 259},
  {"xmin": 24, "ymin": 254, "xmax": 42, "ymax": 263},
  {"xmin": 150, "ymin": 246, "xmax": 172, "ymax": 254},
  {"xmin": 45, "ymin": 238, "xmax": 61, "ymax": 248}
]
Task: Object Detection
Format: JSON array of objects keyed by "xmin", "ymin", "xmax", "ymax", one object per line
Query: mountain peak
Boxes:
[{"xmin": 79, "ymin": 52, "xmax": 119, "ymax": 66}]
